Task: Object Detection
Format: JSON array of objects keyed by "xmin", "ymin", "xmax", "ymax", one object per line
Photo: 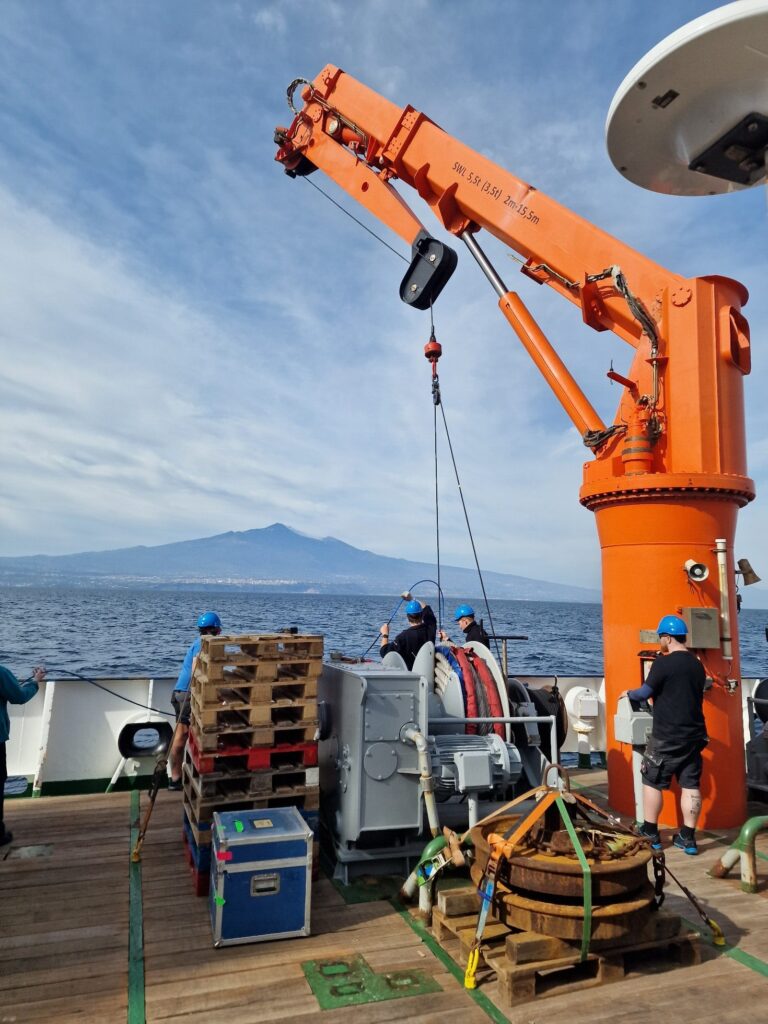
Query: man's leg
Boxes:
[
  {"xmin": 680, "ymin": 787, "xmax": 702, "ymax": 828},
  {"xmin": 642, "ymin": 784, "xmax": 663, "ymax": 828},
  {"xmin": 672, "ymin": 747, "xmax": 704, "ymax": 854},
  {"xmin": 169, "ymin": 724, "xmax": 187, "ymax": 784}
]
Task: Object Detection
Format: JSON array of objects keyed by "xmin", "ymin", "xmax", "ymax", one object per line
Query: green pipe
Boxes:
[
  {"xmin": 400, "ymin": 836, "xmax": 448, "ymax": 901},
  {"xmin": 730, "ymin": 815, "xmax": 768, "ymax": 853},
  {"xmin": 709, "ymin": 815, "xmax": 768, "ymax": 893}
]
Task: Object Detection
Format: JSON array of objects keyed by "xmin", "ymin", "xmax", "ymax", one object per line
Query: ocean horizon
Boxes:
[{"xmin": 0, "ymin": 586, "xmax": 765, "ymax": 681}]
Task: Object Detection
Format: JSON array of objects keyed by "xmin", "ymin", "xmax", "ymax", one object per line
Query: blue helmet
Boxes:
[
  {"xmin": 454, "ymin": 604, "xmax": 475, "ymax": 621},
  {"xmin": 405, "ymin": 600, "xmax": 422, "ymax": 616},
  {"xmin": 657, "ymin": 614, "xmax": 687, "ymax": 637},
  {"xmin": 197, "ymin": 611, "xmax": 222, "ymax": 630}
]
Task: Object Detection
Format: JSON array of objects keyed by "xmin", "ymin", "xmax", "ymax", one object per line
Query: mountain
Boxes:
[{"xmin": 0, "ymin": 523, "xmax": 600, "ymax": 602}]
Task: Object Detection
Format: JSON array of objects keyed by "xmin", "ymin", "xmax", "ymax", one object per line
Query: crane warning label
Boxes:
[{"xmin": 452, "ymin": 161, "xmax": 540, "ymax": 225}]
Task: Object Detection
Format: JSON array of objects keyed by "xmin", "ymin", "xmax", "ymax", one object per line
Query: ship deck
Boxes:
[{"xmin": 2, "ymin": 771, "xmax": 766, "ymax": 1024}]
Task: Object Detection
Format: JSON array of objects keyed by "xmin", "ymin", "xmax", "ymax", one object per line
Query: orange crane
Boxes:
[{"xmin": 274, "ymin": 66, "xmax": 754, "ymax": 829}]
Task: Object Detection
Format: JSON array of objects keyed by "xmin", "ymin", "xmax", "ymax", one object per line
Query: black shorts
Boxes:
[
  {"xmin": 171, "ymin": 689, "xmax": 191, "ymax": 726},
  {"xmin": 641, "ymin": 737, "xmax": 707, "ymax": 791}
]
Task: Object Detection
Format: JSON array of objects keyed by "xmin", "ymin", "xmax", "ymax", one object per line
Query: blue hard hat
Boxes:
[
  {"xmin": 454, "ymin": 604, "xmax": 475, "ymax": 621},
  {"xmin": 405, "ymin": 600, "xmax": 422, "ymax": 616},
  {"xmin": 657, "ymin": 614, "xmax": 687, "ymax": 637},
  {"xmin": 197, "ymin": 611, "xmax": 222, "ymax": 630}
]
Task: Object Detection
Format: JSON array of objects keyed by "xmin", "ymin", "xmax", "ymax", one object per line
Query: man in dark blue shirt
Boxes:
[
  {"xmin": 380, "ymin": 599, "xmax": 437, "ymax": 670},
  {"xmin": 623, "ymin": 614, "xmax": 707, "ymax": 856}
]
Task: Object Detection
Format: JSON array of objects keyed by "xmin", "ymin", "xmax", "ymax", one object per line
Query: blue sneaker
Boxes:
[
  {"xmin": 639, "ymin": 827, "xmax": 662, "ymax": 851},
  {"xmin": 672, "ymin": 833, "xmax": 698, "ymax": 856}
]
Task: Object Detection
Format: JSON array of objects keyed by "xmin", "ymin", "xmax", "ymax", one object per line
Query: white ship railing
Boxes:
[{"xmin": 5, "ymin": 673, "xmax": 764, "ymax": 795}]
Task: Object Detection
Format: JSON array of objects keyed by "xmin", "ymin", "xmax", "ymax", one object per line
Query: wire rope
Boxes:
[
  {"xmin": 437, "ymin": 399, "xmax": 502, "ymax": 663},
  {"xmin": 302, "ymin": 177, "xmax": 409, "ymax": 263},
  {"xmin": 42, "ymin": 666, "xmax": 175, "ymax": 717}
]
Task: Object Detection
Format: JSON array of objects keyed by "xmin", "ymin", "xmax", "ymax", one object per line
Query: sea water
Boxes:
[{"xmin": 0, "ymin": 587, "xmax": 765, "ymax": 680}]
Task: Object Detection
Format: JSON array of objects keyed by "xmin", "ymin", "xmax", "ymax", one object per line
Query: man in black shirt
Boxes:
[
  {"xmin": 624, "ymin": 614, "xmax": 707, "ymax": 856},
  {"xmin": 380, "ymin": 599, "xmax": 437, "ymax": 670},
  {"xmin": 439, "ymin": 604, "xmax": 490, "ymax": 647}
]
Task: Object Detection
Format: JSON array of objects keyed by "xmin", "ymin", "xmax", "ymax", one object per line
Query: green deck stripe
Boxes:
[
  {"xmin": 680, "ymin": 915, "xmax": 768, "ymax": 980},
  {"xmin": 390, "ymin": 901, "xmax": 510, "ymax": 1024},
  {"xmin": 128, "ymin": 790, "xmax": 145, "ymax": 1024}
]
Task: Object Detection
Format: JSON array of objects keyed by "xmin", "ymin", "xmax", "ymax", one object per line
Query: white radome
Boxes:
[{"xmin": 606, "ymin": 0, "xmax": 768, "ymax": 195}]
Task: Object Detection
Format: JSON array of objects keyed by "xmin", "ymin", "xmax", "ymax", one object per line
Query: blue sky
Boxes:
[{"xmin": 0, "ymin": 1, "xmax": 766, "ymax": 599}]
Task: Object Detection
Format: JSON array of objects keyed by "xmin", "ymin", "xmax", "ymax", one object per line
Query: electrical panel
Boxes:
[{"xmin": 681, "ymin": 607, "xmax": 721, "ymax": 649}]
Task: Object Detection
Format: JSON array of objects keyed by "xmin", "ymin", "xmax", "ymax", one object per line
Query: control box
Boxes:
[
  {"xmin": 613, "ymin": 694, "xmax": 653, "ymax": 746},
  {"xmin": 681, "ymin": 607, "xmax": 720, "ymax": 649},
  {"xmin": 639, "ymin": 607, "xmax": 720, "ymax": 649}
]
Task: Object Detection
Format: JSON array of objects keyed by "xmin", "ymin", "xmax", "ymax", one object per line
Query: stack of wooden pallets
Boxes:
[{"xmin": 181, "ymin": 633, "xmax": 323, "ymax": 894}]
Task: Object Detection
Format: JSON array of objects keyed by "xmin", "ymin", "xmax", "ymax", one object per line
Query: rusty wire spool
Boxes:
[
  {"xmin": 472, "ymin": 813, "xmax": 651, "ymax": 900},
  {"xmin": 470, "ymin": 806, "xmax": 655, "ymax": 942},
  {"xmin": 469, "ymin": 861, "xmax": 655, "ymax": 942}
]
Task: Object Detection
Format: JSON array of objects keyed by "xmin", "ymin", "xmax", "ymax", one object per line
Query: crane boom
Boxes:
[{"xmin": 274, "ymin": 65, "xmax": 754, "ymax": 828}]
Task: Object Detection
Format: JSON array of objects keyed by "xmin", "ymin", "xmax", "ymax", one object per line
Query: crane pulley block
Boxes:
[{"xmin": 399, "ymin": 230, "xmax": 457, "ymax": 310}]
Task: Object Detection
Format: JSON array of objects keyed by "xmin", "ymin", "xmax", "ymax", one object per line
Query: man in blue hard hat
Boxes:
[
  {"xmin": 379, "ymin": 595, "xmax": 437, "ymax": 670},
  {"xmin": 168, "ymin": 611, "xmax": 222, "ymax": 790},
  {"xmin": 440, "ymin": 604, "xmax": 490, "ymax": 647},
  {"xmin": 622, "ymin": 614, "xmax": 708, "ymax": 856}
]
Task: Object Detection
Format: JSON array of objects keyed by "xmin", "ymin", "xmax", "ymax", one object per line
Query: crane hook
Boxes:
[{"xmin": 424, "ymin": 330, "xmax": 442, "ymax": 404}]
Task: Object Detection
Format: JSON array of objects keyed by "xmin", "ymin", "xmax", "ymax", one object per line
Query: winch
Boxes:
[{"xmin": 318, "ymin": 642, "xmax": 552, "ymax": 882}]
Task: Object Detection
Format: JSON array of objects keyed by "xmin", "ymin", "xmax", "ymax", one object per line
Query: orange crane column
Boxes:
[{"xmin": 581, "ymin": 275, "xmax": 753, "ymax": 829}]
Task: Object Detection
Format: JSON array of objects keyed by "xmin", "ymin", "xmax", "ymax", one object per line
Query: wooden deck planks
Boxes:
[
  {"xmin": 0, "ymin": 775, "xmax": 765, "ymax": 1024},
  {"xmin": 0, "ymin": 792, "xmax": 130, "ymax": 1023},
  {"xmin": 138, "ymin": 794, "xmax": 489, "ymax": 1023}
]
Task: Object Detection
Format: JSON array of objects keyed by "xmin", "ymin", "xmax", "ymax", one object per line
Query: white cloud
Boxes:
[{"xmin": 0, "ymin": 0, "xmax": 763, "ymax": 600}]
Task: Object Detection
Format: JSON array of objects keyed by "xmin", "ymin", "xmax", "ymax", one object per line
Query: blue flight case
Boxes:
[{"xmin": 209, "ymin": 806, "xmax": 313, "ymax": 947}]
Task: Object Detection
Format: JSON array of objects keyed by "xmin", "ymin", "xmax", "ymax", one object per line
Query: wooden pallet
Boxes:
[
  {"xmin": 191, "ymin": 674, "xmax": 319, "ymax": 708},
  {"xmin": 431, "ymin": 885, "xmax": 700, "ymax": 1008},
  {"xmin": 189, "ymin": 691, "xmax": 317, "ymax": 730},
  {"xmin": 186, "ymin": 729, "xmax": 318, "ymax": 774},
  {"xmin": 182, "ymin": 780, "xmax": 320, "ymax": 828},
  {"xmin": 183, "ymin": 806, "xmax": 212, "ymax": 848},
  {"xmin": 182, "ymin": 748, "xmax": 319, "ymax": 799},
  {"xmin": 188, "ymin": 719, "xmax": 318, "ymax": 753},
  {"xmin": 200, "ymin": 633, "xmax": 324, "ymax": 665}
]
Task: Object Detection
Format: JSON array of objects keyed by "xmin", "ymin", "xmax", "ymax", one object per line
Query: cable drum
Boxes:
[
  {"xmin": 754, "ymin": 678, "xmax": 768, "ymax": 724},
  {"xmin": 434, "ymin": 646, "xmax": 466, "ymax": 721},
  {"xmin": 468, "ymin": 657, "xmax": 492, "ymax": 734},
  {"xmin": 528, "ymin": 685, "xmax": 569, "ymax": 750}
]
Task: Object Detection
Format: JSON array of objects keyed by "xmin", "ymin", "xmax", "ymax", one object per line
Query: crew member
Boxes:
[
  {"xmin": 380, "ymin": 598, "xmax": 437, "ymax": 670},
  {"xmin": 169, "ymin": 611, "xmax": 222, "ymax": 790},
  {"xmin": 440, "ymin": 604, "xmax": 490, "ymax": 647},
  {"xmin": 1, "ymin": 663, "xmax": 46, "ymax": 846},
  {"xmin": 623, "ymin": 614, "xmax": 707, "ymax": 856}
]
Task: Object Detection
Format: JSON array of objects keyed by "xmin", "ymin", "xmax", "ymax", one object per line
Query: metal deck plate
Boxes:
[{"xmin": 302, "ymin": 954, "xmax": 441, "ymax": 1009}]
